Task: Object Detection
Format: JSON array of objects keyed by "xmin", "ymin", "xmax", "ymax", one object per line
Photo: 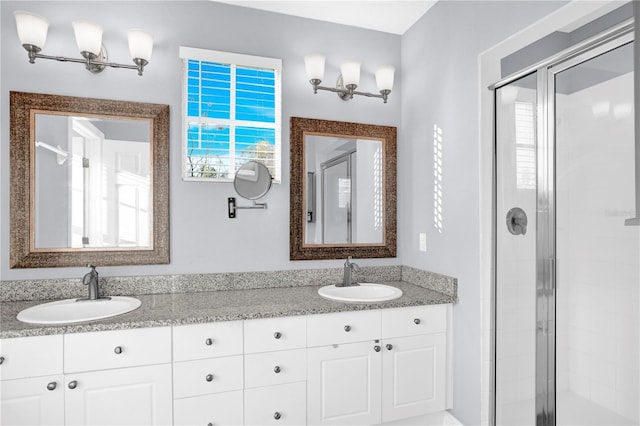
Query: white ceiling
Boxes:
[{"xmin": 214, "ymin": 1, "xmax": 437, "ymax": 35}]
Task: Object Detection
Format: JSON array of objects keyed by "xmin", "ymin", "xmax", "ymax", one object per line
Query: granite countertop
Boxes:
[{"xmin": 0, "ymin": 281, "xmax": 455, "ymax": 339}]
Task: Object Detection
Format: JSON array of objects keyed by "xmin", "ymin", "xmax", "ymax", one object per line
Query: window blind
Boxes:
[{"xmin": 180, "ymin": 47, "xmax": 282, "ymax": 182}]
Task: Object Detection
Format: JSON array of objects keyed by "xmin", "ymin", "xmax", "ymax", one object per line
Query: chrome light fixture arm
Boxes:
[
  {"xmin": 22, "ymin": 44, "xmax": 148, "ymax": 76},
  {"xmin": 309, "ymin": 79, "xmax": 391, "ymax": 103}
]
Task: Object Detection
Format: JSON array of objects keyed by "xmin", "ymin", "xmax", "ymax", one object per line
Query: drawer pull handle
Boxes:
[
  {"xmin": 206, "ymin": 374, "xmax": 214, "ymax": 382},
  {"xmin": 414, "ymin": 318, "xmax": 421, "ymax": 325},
  {"xmin": 274, "ymin": 332, "xmax": 282, "ymax": 339},
  {"xmin": 205, "ymin": 338, "xmax": 213, "ymax": 346},
  {"xmin": 374, "ymin": 345, "xmax": 381, "ymax": 352},
  {"xmin": 47, "ymin": 382, "xmax": 57, "ymax": 391},
  {"xmin": 274, "ymin": 365, "xmax": 281, "ymax": 373},
  {"xmin": 386, "ymin": 344, "xmax": 393, "ymax": 350},
  {"xmin": 114, "ymin": 346, "xmax": 123, "ymax": 355},
  {"xmin": 274, "ymin": 412, "xmax": 281, "ymax": 420},
  {"xmin": 0, "ymin": 356, "xmax": 4, "ymax": 365},
  {"xmin": 68, "ymin": 381, "xmax": 78, "ymax": 390},
  {"xmin": 344, "ymin": 325, "xmax": 351, "ymax": 332}
]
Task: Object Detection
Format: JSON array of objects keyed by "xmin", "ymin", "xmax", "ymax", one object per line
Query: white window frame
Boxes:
[{"xmin": 179, "ymin": 46, "xmax": 282, "ymax": 183}]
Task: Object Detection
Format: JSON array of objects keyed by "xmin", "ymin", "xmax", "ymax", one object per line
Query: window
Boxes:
[{"xmin": 180, "ymin": 47, "xmax": 282, "ymax": 182}]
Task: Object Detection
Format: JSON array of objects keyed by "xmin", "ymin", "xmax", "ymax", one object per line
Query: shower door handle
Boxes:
[{"xmin": 506, "ymin": 207, "xmax": 528, "ymax": 235}]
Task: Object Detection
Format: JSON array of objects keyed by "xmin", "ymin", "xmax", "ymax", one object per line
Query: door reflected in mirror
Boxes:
[
  {"xmin": 35, "ymin": 113, "xmax": 152, "ymax": 249},
  {"xmin": 305, "ymin": 135, "xmax": 383, "ymax": 245}
]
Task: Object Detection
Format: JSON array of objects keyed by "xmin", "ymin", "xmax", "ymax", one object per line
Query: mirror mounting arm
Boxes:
[{"xmin": 228, "ymin": 197, "xmax": 267, "ymax": 219}]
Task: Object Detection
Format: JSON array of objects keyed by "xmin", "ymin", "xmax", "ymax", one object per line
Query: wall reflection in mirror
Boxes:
[
  {"xmin": 305, "ymin": 135, "xmax": 383, "ymax": 245},
  {"xmin": 35, "ymin": 113, "xmax": 151, "ymax": 249}
]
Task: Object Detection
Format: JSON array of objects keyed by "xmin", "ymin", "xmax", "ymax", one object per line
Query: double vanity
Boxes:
[{"xmin": 0, "ymin": 276, "xmax": 456, "ymax": 426}]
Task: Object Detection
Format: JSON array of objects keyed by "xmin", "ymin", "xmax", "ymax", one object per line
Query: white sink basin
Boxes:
[
  {"xmin": 318, "ymin": 283, "xmax": 403, "ymax": 303},
  {"xmin": 17, "ymin": 296, "xmax": 141, "ymax": 325}
]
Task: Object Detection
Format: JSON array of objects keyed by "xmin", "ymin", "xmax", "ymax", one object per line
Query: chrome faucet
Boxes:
[
  {"xmin": 79, "ymin": 264, "xmax": 108, "ymax": 301},
  {"xmin": 340, "ymin": 256, "xmax": 361, "ymax": 287}
]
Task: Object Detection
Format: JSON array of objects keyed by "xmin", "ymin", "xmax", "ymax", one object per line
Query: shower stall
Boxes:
[{"xmin": 493, "ymin": 12, "xmax": 639, "ymax": 426}]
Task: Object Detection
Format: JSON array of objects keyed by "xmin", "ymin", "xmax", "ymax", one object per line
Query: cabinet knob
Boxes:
[
  {"xmin": 374, "ymin": 345, "xmax": 381, "ymax": 352},
  {"xmin": 344, "ymin": 325, "xmax": 351, "ymax": 332},
  {"xmin": 206, "ymin": 374, "xmax": 214, "ymax": 382},
  {"xmin": 386, "ymin": 344, "xmax": 393, "ymax": 351},
  {"xmin": 414, "ymin": 318, "xmax": 421, "ymax": 325},
  {"xmin": 274, "ymin": 332, "xmax": 282, "ymax": 339},
  {"xmin": 47, "ymin": 381, "xmax": 57, "ymax": 391},
  {"xmin": 0, "ymin": 356, "xmax": 4, "ymax": 365},
  {"xmin": 68, "ymin": 380, "xmax": 78, "ymax": 390},
  {"xmin": 114, "ymin": 346, "xmax": 123, "ymax": 355},
  {"xmin": 274, "ymin": 365, "xmax": 281, "ymax": 374},
  {"xmin": 274, "ymin": 412, "xmax": 281, "ymax": 420},
  {"xmin": 207, "ymin": 423, "xmax": 213, "ymax": 426},
  {"xmin": 205, "ymin": 338, "xmax": 213, "ymax": 346}
]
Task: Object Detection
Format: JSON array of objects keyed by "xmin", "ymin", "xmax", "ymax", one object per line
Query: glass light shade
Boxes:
[
  {"xmin": 375, "ymin": 66, "xmax": 395, "ymax": 92},
  {"xmin": 14, "ymin": 11, "xmax": 49, "ymax": 49},
  {"xmin": 128, "ymin": 30, "xmax": 153, "ymax": 62},
  {"xmin": 72, "ymin": 21, "xmax": 103, "ymax": 55},
  {"xmin": 304, "ymin": 54, "xmax": 325, "ymax": 81},
  {"xmin": 341, "ymin": 61, "xmax": 360, "ymax": 87}
]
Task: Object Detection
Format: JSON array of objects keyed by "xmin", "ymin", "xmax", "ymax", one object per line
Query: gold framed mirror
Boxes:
[
  {"xmin": 10, "ymin": 91, "xmax": 170, "ymax": 268},
  {"xmin": 290, "ymin": 117, "xmax": 397, "ymax": 260}
]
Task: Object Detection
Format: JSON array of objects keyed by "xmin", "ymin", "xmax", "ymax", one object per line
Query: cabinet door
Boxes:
[
  {"xmin": 244, "ymin": 381, "xmax": 306, "ymax": 426},
  {"xmin": 174, "ymin": 390, "xmax": 243, "ymax": 426},
  {"xmin": 307, "ymin": 341, "xmax": 381, "ymax": 425},
  {"xmin": 1, "ymin": 375, "xmax": 64, "ymax": 426},
  {"xmin": 381, "ymin": 333, "xmax": 446, "ymax": 423},
  {"xmin": 65, "ymin": 364, "xmax": 172, "ymax": 425}
]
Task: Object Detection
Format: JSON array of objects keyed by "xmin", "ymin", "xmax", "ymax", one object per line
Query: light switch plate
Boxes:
[{"xmin": 419, "ymin": 233, "xmax": 427, "ymax": 252}]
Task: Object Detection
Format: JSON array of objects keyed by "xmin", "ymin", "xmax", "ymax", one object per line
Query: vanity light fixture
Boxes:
[
  {"xmin": 14, "ymin": 11, "xmax": 153, "ymax": 76},
  {"xmin": 304, "ymin": 54, "xmax": 395, "ymax": 103}
]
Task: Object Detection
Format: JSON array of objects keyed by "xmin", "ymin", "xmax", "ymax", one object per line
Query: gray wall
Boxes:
[
  {"xmin": 399, "ymin": 1, "xmax": 566, "ymax": 423},
  {"xmin": 0, "ymin": 1, "xmax": 401, "ymax": 280}
]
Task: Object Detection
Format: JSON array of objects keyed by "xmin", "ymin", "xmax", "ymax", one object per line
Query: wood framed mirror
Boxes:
[
  {"xmin": 290, "ymin": 117, "xmax": 396, "ymax": 260},
  {"xmin": 9, "ymin": 91, "xmax": 170, "ymax": 268}
]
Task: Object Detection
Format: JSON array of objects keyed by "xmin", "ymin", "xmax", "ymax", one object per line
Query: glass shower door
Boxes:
[
  {"xmin": 495, "ymin": 71, "xmax": 540, "ymax": 426},
  {"xmin": 554, "ymin": 40, "xmax": 639, "ymax": 426}
]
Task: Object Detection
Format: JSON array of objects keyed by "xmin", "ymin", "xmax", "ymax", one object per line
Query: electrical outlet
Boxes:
[{"xmin": 419, "ymin": 233, "xmax": 427, "ymax": 252}]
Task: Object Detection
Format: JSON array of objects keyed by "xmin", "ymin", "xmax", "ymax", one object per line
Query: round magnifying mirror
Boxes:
[{"xmin": 233, "ymin": 161, "xmax": 273, "ymax": 200}]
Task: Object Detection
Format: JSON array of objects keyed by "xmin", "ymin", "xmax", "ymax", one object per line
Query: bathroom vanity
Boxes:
[{"xmin": 0, "ymin": 281, "xmax": 454, "ymax": 425}]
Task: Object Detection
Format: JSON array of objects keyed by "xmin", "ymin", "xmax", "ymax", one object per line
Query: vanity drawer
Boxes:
[
  {"xmin": 244, "ymin": 348, "xmax": 306, "ymax": 388},
  {"xmin": 0, "ymin": 335, "xmax": 63, "ymax": 381},
  {"xmin": 64, "ymin": 327, "xmax": 171, "ymax": 373},
  {"xmin": 307, "ymin": 310, "xmax": 381, "ymax": 347},
  {"xmin": 174, "ymin": 390, "xmax": 243, "ymax": 426},
  {"xmin": 173, "ymin": 320, "xmax": 243, "ymax": 362},
  {"xmin": 381, "ymin": 304, "xmax": 448, "ymax": 338},
  {"xmin": 173, "ymin": 355, "xmax": 243, "ymax": 399},
  {"xmin": 244, "ymin": 315, "xmax": 306, "ymax": 354},
  {"xmin": 244, "ymin": 381, "xmax": 306, "ymax": 426}
]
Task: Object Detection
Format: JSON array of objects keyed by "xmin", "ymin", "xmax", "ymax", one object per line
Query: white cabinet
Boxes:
[
  {"xmin": 1, "ymin": 303, "xmax": 451, "ymax": 426},
  {"xmin": 1, "ymin": 374, "xmax": 65, "ymax": 425},
  {"xmin": 381, "ymin": 334, "xmax": 446, "ymax": 422},
  {"xmin": 63, "ymin": 327, "xmax": 173, "ymax": 426},
  {"xmin": 64, "ymin": 364, "xmax": 172, "ymax": 425},
  {"xmin": 307, "ymin": 341, "xmax": 382, "ymax": 425},
  {"xmin": 243, "ymin": 316, "xmax": 308, "ymax": 425},
  {"xmin": 1, "ymin": 328, "xmax": 172, "ymax": 426},
  {"xmin": 245, "ymin": 381, "xmax": 307, "ymax": 426},
  {"xmin": 174, "ymin": 391, "xmax": 244, "ymax": 426},
  {"xmin": 172, "ymin": 321, "xmax": 244, "ymax": 426},
  {"xmin": 0, "ymin": 335, "xmax": 65, "ymax": 425},
  {"xmin": 307, "ymin": 305, "xmax": 449, "ymax": 425}
]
